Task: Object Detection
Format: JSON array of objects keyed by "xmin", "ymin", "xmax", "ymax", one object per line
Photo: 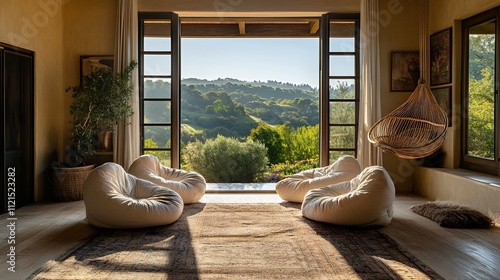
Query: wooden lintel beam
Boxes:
[
  {"xmin": 309, "ymin": 20, "xmax": 320, "ymax": 35},
  {"xmin": 238, "ymin": 21, "xmax": 246, "ymax": 35}
]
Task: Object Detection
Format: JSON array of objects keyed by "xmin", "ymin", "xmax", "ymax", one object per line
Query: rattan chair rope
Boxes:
[{"xmin": 367, "ymin": 0, "xmax": 447, "ymax": 159}]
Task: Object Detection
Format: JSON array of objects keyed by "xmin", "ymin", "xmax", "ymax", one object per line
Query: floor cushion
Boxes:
[
  {"xmin": 302, "ymin": 166, "xmax": 395, "ymax": 227},
  {"xmin": 275, "ymin": 155, "xmax": 361, "ymax": 203},
  {"xmin": 129, "ymin": 154, "xmax": 206, "ymax": 204},
  {"xmin": 83, "ymin": 162, "xmax": 184, "ymax": 228},
  {"xmin": 410, "ymin": 201, "xmax": 494, "ymax": 228}
]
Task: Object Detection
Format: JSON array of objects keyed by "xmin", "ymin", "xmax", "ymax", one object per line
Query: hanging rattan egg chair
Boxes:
[
  {"xmin": 368, "ymin": 80, "xmax": 447, "ymax": 159},
  {"xmin": 367, "ymin": 0, "xmax": 448, "ymax": 159}
]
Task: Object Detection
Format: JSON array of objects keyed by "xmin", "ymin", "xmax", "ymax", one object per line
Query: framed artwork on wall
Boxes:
[
  {"xmin": 430, "ymin": 28, "xmax": 452, "ymax": 86},
  {"xmin": 80, "ymin": 55, "xmax": 114, "ymax": 85},
  {"xmin": 432, "ymin": 86, "xmax": 452, "ymax": 127},
  {"xmin": 390, "ymin": 51, "xmax": 420, "ymax": 92}
]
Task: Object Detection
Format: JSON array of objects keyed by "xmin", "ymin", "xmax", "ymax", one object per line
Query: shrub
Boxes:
[
  {"xmin": 249, "ymin": 123, "xmax": 285, "ymax": 164},
  {"xmin": 277, "ymin": 124, "xmax": 319, "ymax": 162},
  {"xmin": 259, "ymin": 156, "xmax": 319, "ymax": 183},
  {"xmin": 182, "ymin": 135, "xmax": 268, "ymax": 183}
]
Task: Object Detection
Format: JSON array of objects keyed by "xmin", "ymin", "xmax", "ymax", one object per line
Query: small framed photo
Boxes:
[
  {"xmin": 432, "ymin": 86, "xmax": 452, "ymax": 127},
  {"xmin": 391, "ymin": 51, "xmax": 420, "ymax": 92},
  {"xmin": 430, "ymin": 28, "xmax": 452, "ymax": 86},
  {"xmin": 80, "ymin": 55, "xmax": 114, "ymax": 85}
]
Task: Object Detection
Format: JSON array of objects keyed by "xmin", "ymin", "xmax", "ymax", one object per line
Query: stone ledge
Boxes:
[
  {"xmin": 413, "ymin": 166, "xmax": 500, "ymax": 219},
  {"xmin": 426, "ymin": 167, "xmax": 500, "ymax": 188}
]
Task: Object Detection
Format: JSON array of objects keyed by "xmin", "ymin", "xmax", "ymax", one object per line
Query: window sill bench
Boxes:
[{"xmin": 413, "ymin": 166, "xmax": 500, "ymax": 219}]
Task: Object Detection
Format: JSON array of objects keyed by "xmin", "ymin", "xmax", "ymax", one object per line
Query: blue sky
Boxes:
[
  {"xmin": 181, "ymin": 38, "xmax": 320, "ymax": 88},
  {"xmin": 144, "ymin": 37, "xmax": 355, "ymax": 89}
]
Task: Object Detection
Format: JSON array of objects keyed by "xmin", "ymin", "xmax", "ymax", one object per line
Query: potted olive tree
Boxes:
[{"xmin": 50, "ymin": 61, "xmax": 137, "ymax": 201}]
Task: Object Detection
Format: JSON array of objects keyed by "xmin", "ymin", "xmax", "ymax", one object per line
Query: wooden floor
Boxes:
[{"xmin": 1, "ymin": 194, "xmax": 499, "ymax": 280}]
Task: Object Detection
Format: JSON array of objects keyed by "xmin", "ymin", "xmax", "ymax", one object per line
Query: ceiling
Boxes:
[{"xmin": 144, "ymin": 18, "xmax": 357, "ymax": 38}]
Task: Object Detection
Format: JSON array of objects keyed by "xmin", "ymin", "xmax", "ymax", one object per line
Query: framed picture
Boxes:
[
  {"xmin": 430, "ymin": 28, "xmax": 452, "ymax": 86},
  {"xmin": 80, "ymin": 55, "xmax": 114, "ymax": 85},
  {"xmin": 432, "ymin": 86, "xmax": 452, "ymax": 127},
  {"xmin": 391, "ymin": 51, "xmax": 420, "ymax": 92}
]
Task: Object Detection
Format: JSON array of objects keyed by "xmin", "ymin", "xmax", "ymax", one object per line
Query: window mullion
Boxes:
[{"xmin": 139, "ymin": 12, "xmax": 180, "ymax": 168}]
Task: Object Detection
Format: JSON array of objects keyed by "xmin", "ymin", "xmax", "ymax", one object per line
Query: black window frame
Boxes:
[
  {"xmin": 461, "ymin": 6, "xmax": 500, "ymax": 176},
  {"xmin": 138, "ymin": 12, "xmax": 181, "ymax": 168},
  {"xmin": 320, "ymin": 13, "xmax": 360, "ymax": 166}
]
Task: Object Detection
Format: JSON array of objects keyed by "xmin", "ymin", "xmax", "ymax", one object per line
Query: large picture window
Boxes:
[
  {"xmin": 461, "ymin": 7, "xmax": 500, "ymax": 176},
  {"xmin": 138, "ymin": 13, "xmax": 360, "ymax": 174}
]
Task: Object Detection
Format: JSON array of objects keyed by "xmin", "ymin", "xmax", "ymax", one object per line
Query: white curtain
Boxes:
[
  {"xmin": 357, "ymin": 0, "xmax": 383, "ymax": 168},
  {"xmin": 113, "ymin": 0, "xmax": 139, "ymax": 170}
]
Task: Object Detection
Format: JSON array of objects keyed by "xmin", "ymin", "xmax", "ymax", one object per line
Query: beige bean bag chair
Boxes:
[
  {"xmin": 275, "ymin": 155, "xmax": 361, "ymax": 203},
  {"xmin": 83, "ymin": 162, "xmax": 184, "ymax": 228},
  {"xmin": 129, "ymin": 154, "xmax": 206, "ymax": 204},
  {"xmin": 301, "ymin": 166, "xmax": 395, "ymax": 227}
]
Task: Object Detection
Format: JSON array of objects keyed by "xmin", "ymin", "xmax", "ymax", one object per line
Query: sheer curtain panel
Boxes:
[
  {"xmin": 358, "ymin": 0, "xmax": 383, "ymax": 168},
  {"xmin": 113, "ymin": 0, "xmax": 140, "ymax": 170}
]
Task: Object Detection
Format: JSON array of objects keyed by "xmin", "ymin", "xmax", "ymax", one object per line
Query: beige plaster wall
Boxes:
[
  {"xmin": 0, "ymin": 0, "xmax": 117, "ymax": 201},
  {"xmin": 377, "ymin": 0, "xmax": 420, "ymax": 192},
  {"xmin": 62, "ymin": 0, "xmax": 117, "ymax": 154},
  {"xmin": 412, "ymin": 0, "xmax": 500, "ymax": 212},
  {"xmin": 378, "ymin": 0, "xmax": 499, "ymax": 193},
  {"xmin": 0, "ymin": 0, "xmax": 65, "ymax": 201},
  {"xmin": 430, "ymin": 0, "xmax": 499, "ymax": 31}
]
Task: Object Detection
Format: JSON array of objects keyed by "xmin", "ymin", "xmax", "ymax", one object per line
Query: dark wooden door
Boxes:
[{"xmin": 1, "ymin": 44, "xmax": 34, "ymax": 212}]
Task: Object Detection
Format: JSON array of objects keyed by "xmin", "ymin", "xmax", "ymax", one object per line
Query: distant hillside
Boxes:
[
  {"xmin": 144, "ymin": 78, "xmax": 323, "ymax": 146},
  {"xmin": 182, "ymin": 78, "xmax": 317, "ymax": 93}
]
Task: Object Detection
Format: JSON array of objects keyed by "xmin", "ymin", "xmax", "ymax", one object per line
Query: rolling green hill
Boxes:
[{"xmin": 144, "ymin": 78, "xmax": 324, "ymax": 145}]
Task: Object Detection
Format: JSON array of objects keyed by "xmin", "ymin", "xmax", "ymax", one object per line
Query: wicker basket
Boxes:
[{"xmin": 50, "ymin": 164, "xmax": 95, "ymax": 201}]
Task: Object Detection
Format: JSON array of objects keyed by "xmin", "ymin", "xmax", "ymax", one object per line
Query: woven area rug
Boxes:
[{"xmin": 32, "ymin": 203, "xmax": 442, "ymax": 279}]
